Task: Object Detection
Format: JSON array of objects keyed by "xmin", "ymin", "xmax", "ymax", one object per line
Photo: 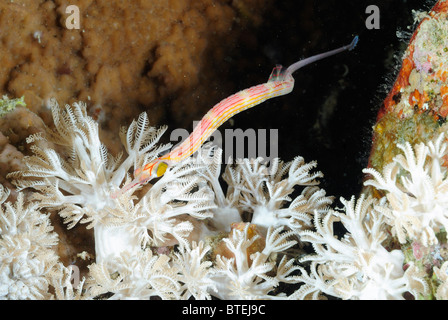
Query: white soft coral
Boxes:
[
  {"xmin": 363, "ymin": 133, "xmax": 448, "ymax": 246},
  {"xmin": 93, "ymin": 153, "xmax": 216, "ymax": 262},
  {"xmin": 7, "ymin": 100, "xmax": 216, "ymax": 264},
  {"xmin": 8, "ymin": 97, "xmax": 437, "ymax": 300},
  {"xmin": 295, "ymin": 195, "xmax": 427, "ymax": 300},
  {"xmin": 0, "ymin": 185, "xmax": 58, "ymax": 299},
  {"xmin": 173, "ymin": 241, "xmax": 217, "ymax": 299},
  {"xmin": 200, "ymin": 154, "xmax": 333, "ymax": 236},
  {"xmin": 87, "ymin": 241, "xmax": 217, "ymax": 300},
  {"xmin": 8, "ymin": 99, "xmax": 171, "ymax": 228},
  {"xmin": 229, "ymin": 157, "xmax": 333, "ymax": 234},
  {"xmin": 137, "ymin": 154, "xmax": 216, "ymax": 247},
  {"xmin": 87, "ymin": 249, "xmax": 181, "ymax": 300},
  {"xmin": 211, "ymin": 224, "xmax": 298, "ymax": 299}
]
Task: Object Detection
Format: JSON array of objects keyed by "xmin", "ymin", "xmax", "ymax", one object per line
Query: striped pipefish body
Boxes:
[{"xmin": 112, "ymin": 36, "xmax": 358, "ymax": 198}]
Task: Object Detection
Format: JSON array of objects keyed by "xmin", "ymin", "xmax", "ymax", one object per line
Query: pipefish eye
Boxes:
[{"xmin": 156, "ymin": 161, "xmax": 168, "ymax": 177}]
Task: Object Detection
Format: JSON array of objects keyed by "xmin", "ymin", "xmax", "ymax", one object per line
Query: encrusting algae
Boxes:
[{"xmin": 368, "ymin": 0, "xmax": 448, "ymax": 173}]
